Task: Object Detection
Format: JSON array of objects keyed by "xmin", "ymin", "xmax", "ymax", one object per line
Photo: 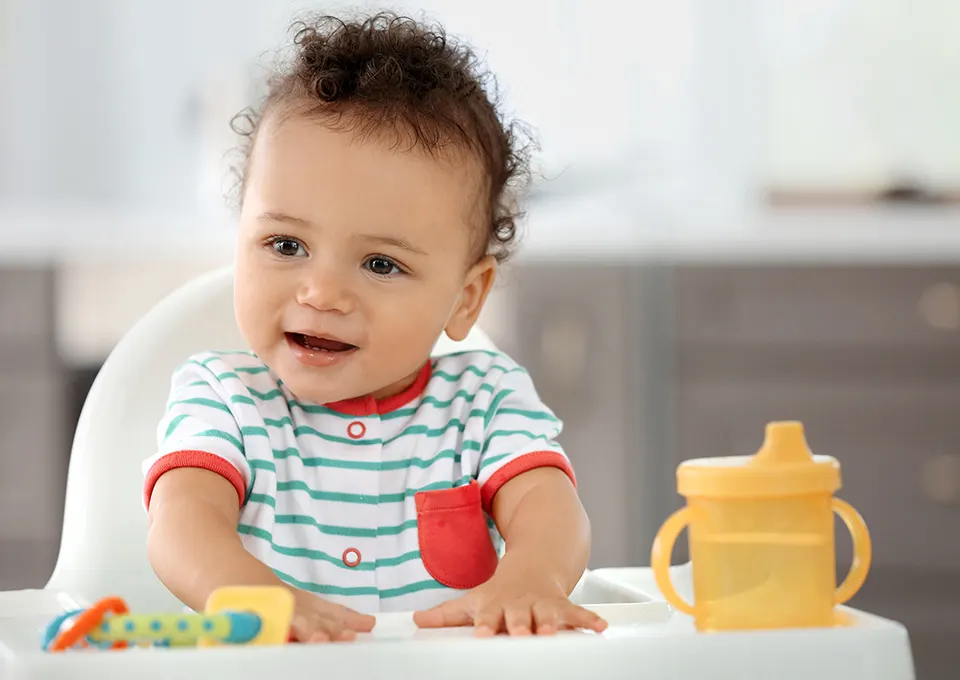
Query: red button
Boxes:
[
  {"xmin": 342, "ymin": 548, "xmax": 362, "ymax": 568},
  {"xmin": 347, "ymin": 421, "xmax": 366, "ymax": 439}
]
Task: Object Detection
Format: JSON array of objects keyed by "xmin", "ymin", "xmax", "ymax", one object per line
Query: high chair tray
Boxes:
[{"xmin": 0, "ymin": 567, "xmax": 915, "ymax": 680}]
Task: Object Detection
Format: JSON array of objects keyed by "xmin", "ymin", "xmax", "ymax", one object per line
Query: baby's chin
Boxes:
[{"xmin": 280, "ymin": 374, "xmax": 367, "ymax": 407}]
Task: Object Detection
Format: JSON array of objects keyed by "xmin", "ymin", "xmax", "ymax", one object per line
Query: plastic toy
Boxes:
[
  {"xmin": 41, "ymin": 586, "xmax": 294, "ymax": 651},
  {"xmin": 651, "ymin": 421, "xmax": 872, "ymax": 632}
]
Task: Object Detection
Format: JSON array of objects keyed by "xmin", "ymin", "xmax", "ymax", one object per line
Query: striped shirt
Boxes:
[{"xmin": 142, "ymin": 349, "xmax": 575, "ymax": 613}]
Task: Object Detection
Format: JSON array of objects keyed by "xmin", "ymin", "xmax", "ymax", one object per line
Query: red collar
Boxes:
[{"xmin": 324, "ymin": 361, "xmax": 432, "ymax": 416}]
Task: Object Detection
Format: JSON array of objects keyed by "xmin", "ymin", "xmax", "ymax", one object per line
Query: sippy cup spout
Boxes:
[
  {"xmin": 676, "ymin": 420, "xmax": 840, "ymax": 498},
  {"xmin": 752, "ymin": 421, "xmax": 813, "ymax": 465}
]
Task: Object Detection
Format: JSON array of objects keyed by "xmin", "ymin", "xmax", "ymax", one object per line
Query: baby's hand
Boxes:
[
  {"xmin": 290, "ymin": 591, "xmax": 376, "ymax": 643},
  {"xmin": 413, "ymin": 569, "xmax": 607, "ymax": 637}
]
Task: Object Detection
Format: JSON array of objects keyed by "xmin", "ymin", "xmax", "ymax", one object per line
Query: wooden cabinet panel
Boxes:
[
  {"xmin": 0, "ymin": 376, "xmax": 66, "ymax": 541},
  {"xmin": 506, "ymin": 263, "xmax": 678, "ymax": 568},
  {"xmin": 677, "ymin": 266, "xmax": 960, "ymax": 348},
  {"xmin": 677, "ymin": 380, "xmax": 960, "ymax": 570},
  {"xmin": 0, "ymin": 268, "xmax": 54, "ymax": 340}
]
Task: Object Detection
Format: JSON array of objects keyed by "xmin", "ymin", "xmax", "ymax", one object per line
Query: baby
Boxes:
[{"xmin": 142, "ymin": 12, "xmax": 605, "ymax": 643}]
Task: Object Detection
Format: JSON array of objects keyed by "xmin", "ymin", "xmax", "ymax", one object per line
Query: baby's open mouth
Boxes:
[{"xmin": 287, "ymin": 332, "xmax": 358, "ymax": 353}]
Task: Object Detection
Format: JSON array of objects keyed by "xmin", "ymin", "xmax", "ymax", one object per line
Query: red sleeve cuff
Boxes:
[
  {"xmin": 143, "ymin": 450, "xmax": 246, "ymax": 510},
  {"xmin": 480, "ymin": 451, "xmax": 576, "ymax": 514}
]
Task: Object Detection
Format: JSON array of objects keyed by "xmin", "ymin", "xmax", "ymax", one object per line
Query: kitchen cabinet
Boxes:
[
  {"xmin": 0, "ymin": 256, "xmax": 956, "ymax": 675},
  {"xmin": 674, "ymin": 264, "xmax": 960, "ymax": 680},
  {"xmin": 0, "ymin": 267, "xmax": 67, "ymax": 589},
  {"xmin": 485, "ymin": 259, "xmax": 960, "ymax": 679},
  {"xmin": 501, "ymin": 263, "xmax": 679, "ymax": 569}
]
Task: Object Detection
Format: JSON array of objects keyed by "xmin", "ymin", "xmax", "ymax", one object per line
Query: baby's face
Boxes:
[{"xmin": 234, "ymin": 112, "xmax": 494, "ymax": 404}]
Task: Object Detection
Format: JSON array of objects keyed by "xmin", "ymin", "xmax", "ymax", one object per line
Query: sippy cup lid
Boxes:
[{"xmin": 677, "ymin": 421, "xmax": 841, "ymax": 499}]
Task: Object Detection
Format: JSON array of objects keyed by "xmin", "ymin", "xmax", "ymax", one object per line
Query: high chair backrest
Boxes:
[{"xmin": 45, "ymin": 265, "xmax": 498, "ymax": 612}]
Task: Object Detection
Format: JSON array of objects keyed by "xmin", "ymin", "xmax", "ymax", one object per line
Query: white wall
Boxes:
[
  {"xmin": 760, "ymin": 0, "xmax": 960, "ymax": 192},
  {"xmin": 0, "ymin": 0, "xmax": 719, "ymax": 221},
  {"xmin": 2, "ymin": 0, "xmax": 958, "ymax": 241}
]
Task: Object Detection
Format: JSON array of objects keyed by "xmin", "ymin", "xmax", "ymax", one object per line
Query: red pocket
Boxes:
[{"xmin": 415, "ymin": 480, "xmax": 499, "ymax": 590}]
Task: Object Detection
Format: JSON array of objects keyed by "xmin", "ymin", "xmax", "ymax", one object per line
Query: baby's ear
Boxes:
[{"xmin": 444, "ymin": 256, "xmax": 497, "ymax": 341}]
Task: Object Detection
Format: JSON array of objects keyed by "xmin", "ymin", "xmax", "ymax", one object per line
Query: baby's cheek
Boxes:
[
  {"xmin": 375, "ymin": 305, "xmax": 442, "ymax": 357},
  {"xmin": 234, "ymin": 289, "xmax": 262, "ymax": 337},
  {"xmin": 235, "ymin": 283, "xmax": 280, "ymax": 353}
]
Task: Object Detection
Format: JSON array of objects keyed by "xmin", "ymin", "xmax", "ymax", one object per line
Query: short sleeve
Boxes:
[
  {"xmin": 476, "ymin": 367, "xmax": 576, "ymax": 513},
  {"xmin": 141, "ymin": 357, "xmax": 253, "ymax": 510}
]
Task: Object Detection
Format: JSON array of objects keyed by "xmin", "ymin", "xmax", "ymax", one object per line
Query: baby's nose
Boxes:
[{"xmin": 296, "ymin": 271, "xmax": 355, "ymax": 314}]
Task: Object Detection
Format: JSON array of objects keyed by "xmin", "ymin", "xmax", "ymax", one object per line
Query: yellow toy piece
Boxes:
[{"xmin": 200, "ymin": 586, "xmax": 295, "ymax": 647}]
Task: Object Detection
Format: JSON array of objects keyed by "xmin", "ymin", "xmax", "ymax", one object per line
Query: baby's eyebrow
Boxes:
[
  {"xmin": 360, "ymin": 234, "xmax": 428, "ymax": 256},
  {"xmin": 259, "ymin": 213, "xmax": 428, "ymax": 256},
  {"xmin": 259, "ymin": 212, "xmax": 312, "ymax": 227}
]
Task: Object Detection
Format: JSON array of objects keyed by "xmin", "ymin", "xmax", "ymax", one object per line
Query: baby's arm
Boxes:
[
  {"xmin": 414, "ymin": 458, "xmax": 603, "ymax": 637},
  {"xmin": 450, "ymin": 467, "xmax": 604, "ymax": 636},
  {"xmin": 414, "ymin": 361, "xmax": 606, "ymax": 635},
  {"xmin": 490, "ymin": 466, "xmax": 591, "ymax": 600},
  {"xmin": 145, "ymin": 356, "xmax": 375, "ymax": 641},
  {"xmin": 147, "ymin": 467, "xmax": 280, "ymax": 611},
  {"xmin": 147, "ymin": 467, "xmax": 375, "ymax": 642},
  {"xmin": 147, "ymin": 468, "xmax": 376, "ymax": 642}
]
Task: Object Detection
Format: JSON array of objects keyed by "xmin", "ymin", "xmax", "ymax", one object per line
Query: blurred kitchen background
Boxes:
[{"xmin": 1, "ymin": 0, "xmax": 959, "ymax": 675}]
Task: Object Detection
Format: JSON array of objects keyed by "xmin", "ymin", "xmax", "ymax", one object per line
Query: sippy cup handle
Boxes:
[
  {"xmin": 832, "ymin": 498, "xmax": 872, "ymax": 604},
  {"xmin": 650, "ymin": 507, "xmax": 696, "ymax": 616}
]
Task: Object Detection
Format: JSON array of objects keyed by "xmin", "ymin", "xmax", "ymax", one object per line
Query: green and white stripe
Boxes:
[{"xmin": 144, "ymin": 348, "xmax": 567, "ymax": 614}]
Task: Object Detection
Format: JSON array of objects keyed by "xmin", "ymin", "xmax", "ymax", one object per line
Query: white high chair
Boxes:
[{"xmin": 0, "ymin": 266, "xmax": 916, "ymax": 680}]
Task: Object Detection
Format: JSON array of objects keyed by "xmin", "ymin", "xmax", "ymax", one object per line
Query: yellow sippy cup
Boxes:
[{"xmin": 650, "ymin": 421, "xmax": 871, "ymax": 631}]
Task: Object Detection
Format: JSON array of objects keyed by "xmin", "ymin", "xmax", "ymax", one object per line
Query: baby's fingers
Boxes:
[
  {"xmin": 291, "ymin": 614, "xmax": 354, "ymax": 643},
  {"xmin": 503, "ymin": 602, "xmax": 533, "ymax": 636},
  {"xmin": 291, "ymin": 616, "xmax": 329, "ymax": 643},
  {"xmin": 531, "ymin": 601, "xmax": 561, "ymax": 635},
  {"xmin": 473, "ymin": 604, "xmax": 504, "ymax": 638},
  {"xmin": 341, "ymin": 607, "xmax": 377, "ymax": 633},
  {"xmin": 560, "ymin": 603, "xmax": 608, "ymax": 633},
  {"xmin": 413, "ymin": 596, "xmax": 474, "ymax": 629}
]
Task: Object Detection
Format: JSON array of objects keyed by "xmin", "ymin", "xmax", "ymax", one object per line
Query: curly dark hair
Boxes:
[{"xmin": 230, "ymin": 11, "xmax": 535, "ymax": 264}]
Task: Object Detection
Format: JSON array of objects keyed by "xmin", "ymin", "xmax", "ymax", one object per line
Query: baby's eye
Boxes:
[
  {"xmin": 269, "ymin": 237, "xmax": 306, "ymax": 258},
  {"xmin": 364, "ymin": 256, "xmax": 402, "ymax": 277}
]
